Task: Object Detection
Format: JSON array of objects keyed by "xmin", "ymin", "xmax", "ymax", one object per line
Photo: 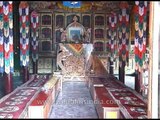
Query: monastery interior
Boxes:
[{"xmin": 0, "ymin": 1, "xmax": 159, "ymax": 119}]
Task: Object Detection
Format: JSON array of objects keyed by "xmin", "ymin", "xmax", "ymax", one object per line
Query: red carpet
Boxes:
[{"xmin": 100, "ymin": 76, "xmax": 125, "ymax": 90}]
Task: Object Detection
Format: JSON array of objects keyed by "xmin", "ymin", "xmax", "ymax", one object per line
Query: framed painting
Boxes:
[
  {"xmin": 41, "ymin": 27, "xmax": 52, "ymax": 39},
  {"xmin": 68, "ymin": 27, "xmax": 83, "ymax": 42},
  {"xmin": 41, "ymin": 40, "xmax": 52, "ymax": 52},
  {"xmin": 41, "ymin": 13, "xmax": 52, "ymax": 26},
  {"xmin": 94, "ymin": 41, "xmax": 104, "ymax": 52},
  {"xmin": 38, "ymin": 58, "xmax": 44, "ymax": 69},
  {"xmin": 94, "ymin": 14, "xmax": 105, "ymax": 26},
  {"xmin": 44, "ymin": 58, "xmax": 52, "ymax": 69},
  {"xmin": 82, "ymin": 14, "xmax": 91, "ymax": 28},
  {"xmin": 95, "ymin": 28, "xmax": 104, "ymax": 39},
  {"xmin": 55, "ymin": 14, "xmax": 64, "ymax": 28}
]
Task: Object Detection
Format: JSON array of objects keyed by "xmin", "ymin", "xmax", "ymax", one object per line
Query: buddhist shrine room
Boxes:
[{"xmin": 0, "ymin": 1, "xmax": 159, "ymax": 119}]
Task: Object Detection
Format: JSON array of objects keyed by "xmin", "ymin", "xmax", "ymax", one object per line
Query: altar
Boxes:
[{"xmin": 56, "ymin": 16, "xmax": 93, "ymax": 81}]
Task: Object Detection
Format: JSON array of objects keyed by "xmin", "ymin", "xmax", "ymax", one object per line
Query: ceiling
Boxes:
[{"xmin": 28, "ymin": 1, "xmax": 134, "ymax": 13}]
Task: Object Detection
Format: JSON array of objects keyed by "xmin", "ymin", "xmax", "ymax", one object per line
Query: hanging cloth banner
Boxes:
[
  {"xmin": 108, "ymin": 12, "xmax": 117, "ymax": 62},
  {"xmin": 0, "ymin": 1, "xmax": 4, "ymax": 73},
  {"xmin": 118, "ymin": 1, "xmax": 130, "ymax": 68},
  {"xmin": 31, "ymin": 11, "xmax": 39, "ymax": 63},
  {"xmin": 3, "ymin": 1, "xmax": 14, "ymax": 74},
  {"xmin": 19, "ymin": 1, "xmax": 29, "ymax": 67},
  {"xmin": 134, "ymin": 1, "xmax": 147, "ymax": 72}
]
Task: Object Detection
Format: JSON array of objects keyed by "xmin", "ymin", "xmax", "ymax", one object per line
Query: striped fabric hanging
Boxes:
[
  {"xmin": 134, "ymin": 1, "xmax": 147, "ymax": 72},
  {"xmin": 0, "ymin": 1, "xmax": 4, "ymax": 73},
  {"xmin": 19, "ymin": 1, "xmax": 29, "ymax": 67},
  {"xmin": 3, "ymin": 1, "xmax": 13, "ymax": 74},
  {"xmin": 108, "ymin": 12, "xmax": 117, "ymax": 62},
  {"xmin": 118, "ymin": 1, "xmax": 130, "ymax": 68},
  {"xmin": 31, "ymin": 11, "xmax": 39, "ymax": 63}
]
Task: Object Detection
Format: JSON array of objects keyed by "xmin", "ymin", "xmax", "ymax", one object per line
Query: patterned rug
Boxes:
[
  {"xmin": 22, "ymin": 74, "xmax": 50, "ymax": 88},
  {"xmin": 108, "ymin": 88, "xmax": 147, "ymax": 119},
  {"xmin": 100, "ymin": 78, "xmax": 125, "ymax": 90},
  {"xmin": 0, "ymin": 87, "xmax": 40, "ymax": 118}
]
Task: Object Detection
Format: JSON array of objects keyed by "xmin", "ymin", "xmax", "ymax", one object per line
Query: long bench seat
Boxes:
[
  {"xmin": 0, "ymin": 87, "xmax": 40, "ymax": 118},
  {"xmin": 28, "ymin": 90, "xmax": 52, "ymax": 118},
  {"xmin": 108, "ymin": 88, "xmax": 147, "ymax": 119},
  {"xmin": 88, "ymin": 75, "xmax": 147, "ymax": 119},
  {"xmin": 28, "ymin": 75, "xmax": 62, "ymax": 118},
  {"xmin": 89, "ymin": 77, "xmax": 104, "ymax": 100},
  {"xmin": 0, "ymin": 74, "xmax": 61, "ymax": 119},
  {"xmin": 94, "ymin": 86, "xmax": 120, "ymax": 118}
]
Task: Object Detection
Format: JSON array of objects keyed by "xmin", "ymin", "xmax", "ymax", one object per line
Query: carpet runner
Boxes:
[
  {"xmin": 109, "ymin": 88, "xmax": 147, "ymax": 119},
  {"xmin": 22, "ymin": 74, "xmax": 51, "ymax": 88},
  {"xmin": 0, "ymin": 87, "xmax": 40, "ymax": 118}
]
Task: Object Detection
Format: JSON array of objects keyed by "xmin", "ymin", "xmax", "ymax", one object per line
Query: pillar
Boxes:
[
  {"xmin": 22, "ymin": 66, "xmax": 29, "ymax": 83},
  {"xmin": 33, "ymin": 60, "xmax": 38, "ymax": 74},
  {"xmin": 4, "ymin": 73, "xmax": 13, "ymax": 94},
  {"xmin": 109, "ymin": 57, "xmax": 114, "ymax": 74},
  {"xmin": 119, "ymin": 62, "xmax": 125, "ymax": 83},
  {"xmin": 135, "ymin": 70, "xmax": 141, "ymax": 93}
]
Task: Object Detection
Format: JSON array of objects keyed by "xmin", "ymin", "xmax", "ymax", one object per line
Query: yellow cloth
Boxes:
[{"xmin": 43, "ymin": 76, "xmax": 58, "ymax": 90}]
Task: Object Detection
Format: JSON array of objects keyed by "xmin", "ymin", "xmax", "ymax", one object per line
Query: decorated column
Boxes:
[
  {"xmin": 108, "ymin": 12, "xmax": 117, "ymax": 74},
  {"xmin": 31, "ymin": 11, "xmax": 39, "ymax": 74},
  {"xmin": 134, "ymin": 1, "xmax": 147, "ymax": 93},
  {"xmin": 19, "ymin": 1, "xmax": 29, "ymax": 83},
  {"xmin": 0, "ymin": 2, "xmax": 3, "ymax": 74},
  {"xmin": 2, "ymin": 1, "xmax": 14, "ymax": 94},
  {"xmin": 118, "ymin": 1, "xmax": 130, "ymax": 83}
]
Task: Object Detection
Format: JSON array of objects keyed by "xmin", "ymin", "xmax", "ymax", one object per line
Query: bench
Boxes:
[
  {"xmin": 28, "ymin": 90, "xmax": 52, "ymax": 118},
  {"xmin": 94, "ymin": 86, "xmax": 120, "ymax": 118},
  {"xmin": 28, "ymin": 75, "xmax": 62, "ymax": 118},
  {"xmin": 89, "ymin": 77, "xmax": 104, "ymax": 100}
]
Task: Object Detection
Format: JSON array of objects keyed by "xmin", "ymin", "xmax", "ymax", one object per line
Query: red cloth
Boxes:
[
  {"xmin": 109, "ymin": 89, "xmax": 147, "ymax": 118},
  {"xmin": 0, "ymin": 87, "xmax": 39, "ymax": 118}
]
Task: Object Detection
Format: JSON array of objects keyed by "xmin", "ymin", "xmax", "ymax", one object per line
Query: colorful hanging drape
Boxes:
[
  {"xmin": 108, "ymin": 12, "xmax": 117, "ymax": 61},
  {"xmin": 3, "ymin": 1, "xmax": 14, "ymax": 74},
  {"xmin": 134, "ymin": 1, "xmax": 147, "ymax": 72},
  {"xmin": 118, "ymin": 1, "xmax": 130, "ymax": 67},
  {"xmin": 31, "ymin": 11, "xmax": 39, "ymax": 63},
  {"xmin": 19, "ymin": 1, "xmax": 29, "ymax": 67},
  {"xmin": 0, "ymin": 2, "xmax": 4, "ymax": 73}
]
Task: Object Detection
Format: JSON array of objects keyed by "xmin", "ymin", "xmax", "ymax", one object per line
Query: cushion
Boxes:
[{"xmin": 42, "ymin": 76, "xmax": 59, "ymax": 91}]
